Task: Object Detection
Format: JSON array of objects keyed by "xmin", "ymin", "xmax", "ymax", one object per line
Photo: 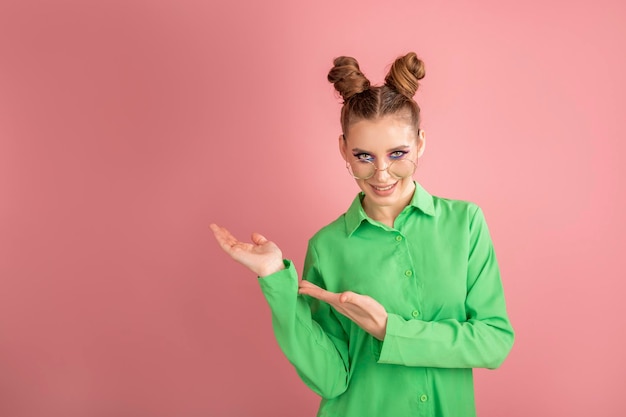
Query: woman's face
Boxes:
[{"xmin": 340, "ymin": 116, "xmax": 425, "ymax": 213}]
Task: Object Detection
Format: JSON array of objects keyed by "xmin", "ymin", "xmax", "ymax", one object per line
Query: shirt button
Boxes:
[
  {"xmin": 412, "ymin": 310, "xmax": 419, "ymax": 318},
  {"xmin": 395, "ymin": 235, "xmax": 403, "ymax": 242},
  {"xmin": 404, "ymin": 270, "xmax": 412, "ymax": 277},
  {"xmin": 420, "ymin": 394, "xmax": 428, "ymax": 402}
]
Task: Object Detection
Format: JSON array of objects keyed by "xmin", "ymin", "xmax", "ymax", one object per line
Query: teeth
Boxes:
[{"xmin": 373, "ymin": 184, "xmax": 394, "ymax": 191}]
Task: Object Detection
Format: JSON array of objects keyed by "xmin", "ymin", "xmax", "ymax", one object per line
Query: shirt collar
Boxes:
[{"xmin": 344, "ymin": 181, "xmax": 435, "ymax": 236}]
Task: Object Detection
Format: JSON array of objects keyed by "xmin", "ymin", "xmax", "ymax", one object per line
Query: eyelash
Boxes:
[{"xmin": 353, "ymin": 151, "xmax": 408, "ymax": 161}]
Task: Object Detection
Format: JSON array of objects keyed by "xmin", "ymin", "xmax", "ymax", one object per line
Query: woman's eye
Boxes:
[
  {"xmin": 354, "ymin": 153, "xmax": 373, "ymax": 162},
  {"xmin": 390, "ymin": 151, "xmax": 408, "ymax": 159}
]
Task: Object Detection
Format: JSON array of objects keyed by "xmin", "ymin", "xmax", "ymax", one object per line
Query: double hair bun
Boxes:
[{"xmin": 327, "ymin": 52, "xmax": 425, "ymax": 101}]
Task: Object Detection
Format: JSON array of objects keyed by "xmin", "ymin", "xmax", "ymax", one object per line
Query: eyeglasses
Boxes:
[{"xmin": 346, "ymin": 158, "xmax": 417, "ymax": 180}]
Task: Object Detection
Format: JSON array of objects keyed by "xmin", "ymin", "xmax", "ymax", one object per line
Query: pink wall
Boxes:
[{"xmin": 1, "ymin": 0, "xmax": 624, "ymax": 416}]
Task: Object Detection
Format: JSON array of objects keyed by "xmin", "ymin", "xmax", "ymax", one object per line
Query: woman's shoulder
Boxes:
[
  {"xmin": 429, "ymin": 193, "xmax": 491, "ymax": 231},
  {"xmin": 431, "ymin": 194, "xmax": 481, "ymax": 215},
  {"xmin": 308, "ymin": 213, "xmax": 349, "ymax": 245},
  {"xmin": 412, "ymin": 182, "xmax": 482, "ymax": 219}
]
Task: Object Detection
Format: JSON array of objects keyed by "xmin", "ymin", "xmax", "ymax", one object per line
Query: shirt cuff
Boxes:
[
  {"xmin": 377, "ymin": 313, "xmax": 406, "ymax": 364},
  {"xmin": 258, "ymin": 259, "xmax": 296, "ymax": 296}
]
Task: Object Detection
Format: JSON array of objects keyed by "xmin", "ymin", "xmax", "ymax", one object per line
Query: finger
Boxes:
[
  {"xmin": 339, "ymin": 291, "xmax": 354, "ymax": 303},
  {"xmin": 215, "ymin": 236, "xmax": 237, "ymax": 253},
  {"xmin": 251, "ymin": 232, "xmax": 269, "ymax": 246},
  {"xmin": 210, "ymin": 224, "xmax": 238, "ymax": 245},
  {"xmin": 339, "ymin": 292, "xmax": 371, "ymax": 310},
  {"xmin": 210, "ymin": 224, "xmax": 243, "ymax": 253},
  {"xmin": 209, "ymin": 223, "xmax": 223, "ymax": 238},
  {"xmin": 298, "ymin": 281, "xmax": 338, "ymax": 303},
  {"xmin": 209, "ymin": 223, "xmax": 228, "ymax": 240},
  {"xmin": 298, "ymin": 280, "xmax": 320, "ymax": 291}
]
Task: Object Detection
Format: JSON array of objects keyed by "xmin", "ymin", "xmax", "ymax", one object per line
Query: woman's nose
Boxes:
[{"xmin": 373, "ymin": 161, "xmax": 391, "ymax": 181}]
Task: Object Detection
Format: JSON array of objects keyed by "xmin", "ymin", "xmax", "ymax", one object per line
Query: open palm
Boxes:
[
  {"xmin": 298, "ymin": 280, "xmax": 388, "ymax": 340},
  {"xmin": 209, "ymin": 223, "xmax": 284, "ymax": 277}
]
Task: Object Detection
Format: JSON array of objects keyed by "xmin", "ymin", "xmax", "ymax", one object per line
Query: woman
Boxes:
[{"xmin": 210, "ymin": 52, "xmax": 514, "ymax": 417}]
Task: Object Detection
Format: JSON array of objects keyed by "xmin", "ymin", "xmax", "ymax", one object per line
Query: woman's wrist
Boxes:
[{"xmin": 257, "ymin": 259, "xmax": 286, "ymax": 277}]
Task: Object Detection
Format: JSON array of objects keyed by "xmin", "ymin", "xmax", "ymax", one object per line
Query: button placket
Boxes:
[{"xmin": 395, "ymin": 233, "xmax": 414, "ymax": 279}]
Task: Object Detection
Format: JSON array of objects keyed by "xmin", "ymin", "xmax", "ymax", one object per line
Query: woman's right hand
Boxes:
[{"xmin": 209, "ymin": 223, "xmax": 285, "ymax": 277}]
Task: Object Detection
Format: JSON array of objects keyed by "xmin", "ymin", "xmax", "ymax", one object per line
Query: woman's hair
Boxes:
[{"xmin": 327, "ymin": 52, "xmax": 425, "ymax": 138}]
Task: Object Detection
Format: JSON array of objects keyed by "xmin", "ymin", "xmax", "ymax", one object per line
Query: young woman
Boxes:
[{"xmin": 210, "ymin": 52, "xmax": 514, "ymax": 417}]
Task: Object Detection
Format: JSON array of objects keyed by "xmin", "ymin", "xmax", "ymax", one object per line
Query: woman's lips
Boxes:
[{"xmin": 369, "ymin": 181, "xmax": 397, "ymax": 195}]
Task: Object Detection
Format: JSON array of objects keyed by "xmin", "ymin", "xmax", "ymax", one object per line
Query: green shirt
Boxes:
[{"xmin": 259, "ymin": 182, "xmax": 514, "ymax": 417}]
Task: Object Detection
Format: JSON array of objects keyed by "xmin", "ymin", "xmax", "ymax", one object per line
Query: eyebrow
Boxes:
[{"xmin": 351, "ymin": 145, "xmax": 411, "ymax": 153}]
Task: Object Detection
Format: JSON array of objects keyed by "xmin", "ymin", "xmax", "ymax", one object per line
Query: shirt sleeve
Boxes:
[
  {"xmin": 375, "ymin": 206, "xmax": 515, "ymax": 369},
  {"xmin": 258, "ymin": 242, "xmax": 351, "ymax": 399}
]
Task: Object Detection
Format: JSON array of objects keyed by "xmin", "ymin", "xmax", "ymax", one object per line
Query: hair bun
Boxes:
[
  {"xmin": 384, "ymin": 52, "xmax": 425, "ymax": 98},
  {"xmin": 327, "ymin": 56, "xmax": 371, "ymax": 101}
]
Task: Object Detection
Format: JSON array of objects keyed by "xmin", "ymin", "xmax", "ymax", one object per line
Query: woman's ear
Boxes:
[
  {"xmin": 338, "ymin": 134, "xmax": 348, "ymax": 161},
  {"xmin": 417, "ymin": 129, "xmax": 426, "ymax": 158}
]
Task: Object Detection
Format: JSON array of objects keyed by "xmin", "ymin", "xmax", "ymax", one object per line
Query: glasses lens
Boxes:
[
  {"xmin": 389, "ymin": 159, "xmax": 416, "ymax": 178},
  {"xmin": 347, "ymin": 159, "xmax": 417, "ymax": 179},
  {"xmin": 347, "ymin": 160, "xmax": 375, "ymax": 179}
]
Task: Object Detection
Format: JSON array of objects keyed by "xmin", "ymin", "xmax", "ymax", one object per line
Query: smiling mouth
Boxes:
[{"xmin": 370, "ymin": 183, "xmax": 396, "ymax": 191}]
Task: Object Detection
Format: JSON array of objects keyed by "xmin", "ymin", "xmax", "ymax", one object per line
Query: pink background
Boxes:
[{"xmin": 1, "ymin": 0, "xmax": 625, "ymax": 416}]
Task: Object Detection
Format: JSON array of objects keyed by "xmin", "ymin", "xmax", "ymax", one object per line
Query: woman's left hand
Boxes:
[{"xmin": 298, "ymin": 280, "xmax": 388, "ymax": 341}]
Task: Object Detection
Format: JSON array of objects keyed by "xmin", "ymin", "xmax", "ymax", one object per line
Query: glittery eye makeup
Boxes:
[
  {"xmin": 352, "ymin": 147, "xmax": 410, "ymax": 163},
  {"xmin": 389, "ymin": 150, "xmax": 409, "ymax": 160},
  {"xmin": 353, "ymin": 153, "xmax": 374, "ymax": 162}
]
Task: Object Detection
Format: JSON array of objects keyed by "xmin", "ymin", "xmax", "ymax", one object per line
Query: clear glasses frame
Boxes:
[{"xmin": 346, "ymin": 158, "xmax": 417, "ymax": 180}]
